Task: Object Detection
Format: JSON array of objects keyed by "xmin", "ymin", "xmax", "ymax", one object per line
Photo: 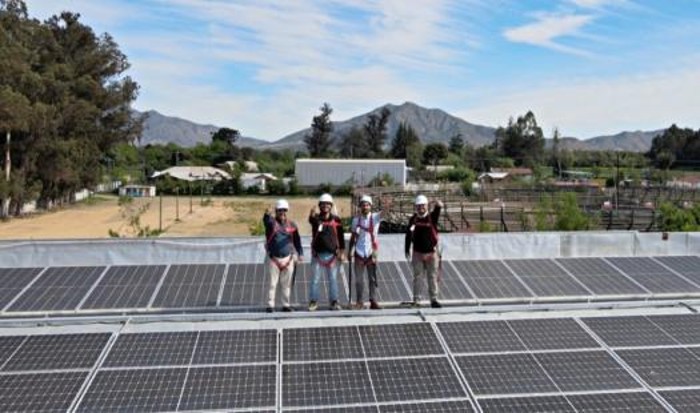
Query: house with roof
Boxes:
[
  {"xmin": 241, "ymin": 173, "xmax": 278, "ymax": 192},
  {"xmin": 150, "ymin": 166, "xmax": 231, "ymax": 182}
]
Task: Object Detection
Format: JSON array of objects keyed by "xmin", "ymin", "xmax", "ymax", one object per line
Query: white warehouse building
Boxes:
[{"xmin": 295, "ymin": 159, "xmax": 406, "ymax": 188}]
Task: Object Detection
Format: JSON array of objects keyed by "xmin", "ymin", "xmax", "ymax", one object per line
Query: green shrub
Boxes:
[
  {"xmin": 554, "ymin": 193, "xmax": 590, "ymax": 230},
  {"xmin": 267, "ymin": 180, "xmax": 287, "ymax": 195},
  {"xmin": 314, "ymin": 183, "xmax": 332, "ymax": 195}
]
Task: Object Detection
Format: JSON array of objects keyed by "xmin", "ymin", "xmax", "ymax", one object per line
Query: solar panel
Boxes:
[
  {"xmin": 565, "ymin": 392, "xmax": 667, "ymax": 413},
  {"xmin": 283, "ymin": 326, "xmax": 363, "ymax": 362},
  {"xmin": 77, "ymin": 367, "xmax": 187, "ymax": 412},
  {"xmin": 605, "ymin": 257, "xmax": 700, "ymax": 294},
  {"xmin": 507, "ymin": 318, "xmax": 600, "ymax": 350},
  {"xmin": 380, "ymin": 400, "xmax": 475, "ymax": 412},
  {"xmin": 534, "ymin": 351, "xmax": 640, "ymax": 392},
  {"xmin": 425, "ymin": 260, "xmax": 474, "ymax": 301},
  {"xmin": 450, "ymin": 260, "xmax": 533, "ymax": 300},
  {"xmin": 220, "ymin": 263, "xmax": 267, "ymax": 307},
  {"xmin": 359, "ymin": 323, "xmax": 443, "ymax": 358},
  {"xmin": 287, "ymin": 407, "xmax": 375, "ymax": 413},
  {"xmin": 653, "ymin": 255, "xmax": 700, "ymax": 285},
  {"xmin": 456, "ymin": 353, "xmax": 557, "ymax": 395},
  {"xmin": 369, "ymin": 357, "xmax": 466, "ymax": 402},
  {"xmin": 437, "ymin": 320, "xmax": 527, "ymax": 354},
  {"xmin": 2, "ymin": 333, "xmax": 110, "ymax": 371},
  {"xmin": 103, "ymin": 332, "xmax": 197, "ymax": 367},
  {"xmin": 8, "ymin": 266, "xmax": 105, "ymax": 312},
  {"xmin": 646, "ymin": 314, "xmax": 700, "ymax": 344},
  {"xmin": 376, "ymin": 262, "xmax": 412, "ymax": 303},
  {"xmin": 193, "ymin": 329, "xmax": 277, "ymax": 365},
  {"xmin": 477, "ymin": 396, "xmax": 575, "ymax": 413},
  {"xmin": 81, "ymin": 265, "xmax": 166, "ymax": 309},
  {"xmin": 0, "ymin": 336, "xmax": 25, "ymax": 366},
  {"xmin": 0, "ymin": 371, "xmax": 87, "ymax": 413},
  {"xmin": 282, "ymin": 361, "xmax": 374, "ymax": 407},
  {"xmin": 0, "ymin": 267, "xmax": 43, "ymax": 310},
  {"xmin": 504, "ymin": 259, "xmax": 591, "ymax": 297},
  {"xmin": 178, "ymin": 365, "xmax": 276, "ymax": 411},
  {"xmin": 616, "ymin": 348, "xmax": 700, "ymax": 387},
  {"xmin": 582, "ymin": 316, "xmax": 677, "ymax": 347},
  {"xmin": 555, "ymin": 258, "xmax": 648, "ymax": 295},
  {"xmin": 152, "ymin": 264, "xmax": 225, "ymax": 308},
  {"xmin": 658, "ymin": 389, "xmax": 700, "ymax": 413}
]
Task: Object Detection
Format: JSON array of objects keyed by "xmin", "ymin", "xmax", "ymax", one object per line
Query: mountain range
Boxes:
[{"xmin": 137, "ymin": 102, "xmax": 663, "ymax": 152}]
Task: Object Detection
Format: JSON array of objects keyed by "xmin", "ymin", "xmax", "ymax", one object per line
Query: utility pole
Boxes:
[
  {"xmin": 615, "ymin": 151, "xmax": 621, "ymax": 210},
  {"xmin": 175, "ymin": 186, "xmax": 180, "ymax": 221},
  {"xmin": 2, "ymin": 131, "xmax": 10, "ymax": 217},
  {"xmin": 4, "ymin": 131, "xmax": 9, "ymax": 182}
]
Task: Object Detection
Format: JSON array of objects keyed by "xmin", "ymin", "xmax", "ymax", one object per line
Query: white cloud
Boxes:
[
  {"xmin": 457, "ymin": 66, "xmax": 700, "ymax": 138},
  {"xmin": 568, "ymin": 0, "xmax": 627, "ymax": 9},
  {"xmin": 122, "ymin": 0, "xmax": 481, "ymax": 138},
  {"xmin": 504, "ymin": 13, "xmax": 595, "ymax": 56}
]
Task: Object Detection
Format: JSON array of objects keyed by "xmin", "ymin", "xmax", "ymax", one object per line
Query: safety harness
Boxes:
[
  {"xmin": 311, "ymin": 216, "xmax": 341, "ymax": 268},
  {"xmin": 266, "ymin": 219, "xmax": 297, "ymax": 271},
  {"xmin": 352, "ymin": 214, "xmax": 378, "ymax": 266}
]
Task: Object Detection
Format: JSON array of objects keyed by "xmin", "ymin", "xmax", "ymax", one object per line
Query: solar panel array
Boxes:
[
  {"xmin": 1, "ymin": 255, "xmax": 699, "ymax": 316},
  {"xmin": 0, "ymin": 313, "xmax": 698, "ymax": 412}
]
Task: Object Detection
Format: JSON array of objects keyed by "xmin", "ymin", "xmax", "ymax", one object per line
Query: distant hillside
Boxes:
[
  {"xmin": 136, "ymin": 105, "xmax": 666, "ymax": 152},
  {"xmin": 262, "ymin": 102, "xmax": 496, "ymax": 151},
  {"xmin": 137, "ymin": 110, "xmax": 266, "ymax": 148}
]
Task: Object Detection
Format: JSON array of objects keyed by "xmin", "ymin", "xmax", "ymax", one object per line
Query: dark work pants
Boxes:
[{"xmin": 354, "ymin": 261, "xmax": 378, "ymax": 303}]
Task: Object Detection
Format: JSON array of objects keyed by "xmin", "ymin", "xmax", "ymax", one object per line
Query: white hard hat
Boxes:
[
  {"xmin": 319, "ymin": 193, "xmax": 334, "ymax": 204},
  {"xmin": 275, "ymin": 199, "xmax": 289, "ymax": 210},
  {"xmin": 359, "ymin": 195, "xmax": 372, "ymax": 205},
  {"xmin": 415, "ymin": 194, "xmax": 428, "ymax": 206}
]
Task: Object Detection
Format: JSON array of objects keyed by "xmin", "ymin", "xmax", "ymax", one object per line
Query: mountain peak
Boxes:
[{"xmin": 135, "ymin": 104, "xmax": 663, "ymax": 152}]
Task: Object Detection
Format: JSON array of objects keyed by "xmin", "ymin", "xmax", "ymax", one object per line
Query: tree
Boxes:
[
  {"xmin": 448, "ymin": 133, "xmax": 464, "ymax": 155},
  {"xmin": 646, "ymin": 124, "xmax": 698, "ymax": 169},
  {"xmin": 211, "ymin": 127, "xmax": 240, "ymax": 147},
  {"xmin": 390, "ymin": 122, "xmax": 422, "ymax": 167},
  {"xmin": 338, "ymin": 126, "xmax": 368, "ymax": 158},
  {"xmin": 364, "ymin": 107, "xmax": 390, "ymax": 158},
  {"xmin": 422, "ymin": 143, "xmax": 448, "ymax": 172},
  {"xmin": 0, "ymin": 0, "xmax": 32, "ymax": 217},
  {"xmin": 551, "ymin": 127, "xmax": 562, "ymax": 178},
  {"xmin": 494, "ymin": 111, "xmax": 545, "ymax": 167},
  {"xmin": 0, "ymin": 3, "xmax": 142, "ymax": 214},
  {"xmin": 304, "ymin": 103, "xmax": 333, "ymax": 157}
]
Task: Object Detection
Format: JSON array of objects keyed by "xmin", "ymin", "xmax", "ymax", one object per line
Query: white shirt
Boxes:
[{"xmin": 351, "ymin": 212, "xmax": 381, "ymax": 258}]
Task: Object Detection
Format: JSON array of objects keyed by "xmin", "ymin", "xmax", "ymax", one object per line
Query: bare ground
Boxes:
[{"xmin": 0, "ymin": 195, "xmax": 352, "ymax": 239}]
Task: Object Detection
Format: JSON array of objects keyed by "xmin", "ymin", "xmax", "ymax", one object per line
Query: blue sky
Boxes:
[{"xmin": 26, "ymin": 0, "xmax": 700, "ymax": 141}]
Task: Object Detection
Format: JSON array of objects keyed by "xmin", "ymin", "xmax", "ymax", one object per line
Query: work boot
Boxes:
[
  {"xmin": 330, "ymin": 300, "xmax": 342, "ymax": 311},
  {"xmin": 370, "ymin": 301, "xmax": 382, "ymax": 310},
  {"xmin": 282, "ymin": 306, "xmax": 294, "ymax": 312},
  {"xmin": 308, "ymin": 301, "xmax": 318, "ymax": 311},
  {"xmin": 430, "ymin": 299, "xmax": 442, "ymax": 309},
  {"xmin": 354, "ymin": 301, "xmax": 365, "ymax": 310}
]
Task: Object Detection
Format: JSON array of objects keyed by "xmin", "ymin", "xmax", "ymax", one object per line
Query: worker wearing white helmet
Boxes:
[
  {"xmin": 348, "ymin": 194, "xmax": 390, "ymax": 310},
  {"xmin": 405, "ymin": 194, "xmax": 444, "ymax": 308},
  {"xmin": 308, "ymin": 193, "xmax": 345, "ymax": 311},
  {"xmin": 263, "ymin": 199, "xmax": 303, "ymax": 312}
]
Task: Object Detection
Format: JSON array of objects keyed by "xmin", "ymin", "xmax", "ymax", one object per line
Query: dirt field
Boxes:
[{"xmin": 0, "ymin": 195, "xmax": 352, "ymax": 239}]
